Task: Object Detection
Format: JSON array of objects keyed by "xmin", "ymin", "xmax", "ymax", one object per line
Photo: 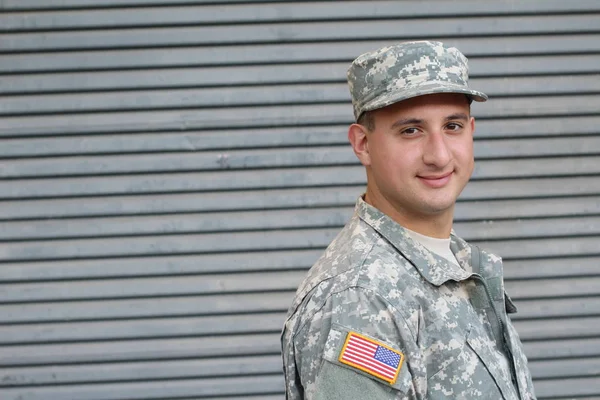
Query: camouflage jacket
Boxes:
[{"xmin": 281, "ymin": 197, "xmax": 536, "ymax": 399}]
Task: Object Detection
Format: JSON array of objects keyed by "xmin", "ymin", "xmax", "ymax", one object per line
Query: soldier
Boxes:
[{"xmin": 281, "ymin": 41, "xmax": 536, "ymax": 399}]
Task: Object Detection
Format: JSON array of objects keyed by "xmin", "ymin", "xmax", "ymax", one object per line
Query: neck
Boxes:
[{"xmin": 364, "ymin": 190, "xmax": 454, "ymax": 239}]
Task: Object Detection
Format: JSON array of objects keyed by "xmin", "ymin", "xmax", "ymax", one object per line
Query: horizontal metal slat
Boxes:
[
  {"xmin": 2, "ymin": 1, "xmax": 600, "ymax": 29},
  {"xmin": 0, "ymin": 292, "xmax": 295, "ymax": 323},
  {"xmin": 0, "ymin": 312, "xmax": 286, "ymax": 344},
  {"xmin": 0, "ymin": 375, "xmax": 284, "ymax": 400},
  {"xmin": 3, "ymin": 56, "xmax": 600, "ymax": 95},
  {"xmin": 1, "ymin": 126, "xmax": 348, "ymax": 155},
  {"xmin": 534, "ymin": 376, "xmax": 600, "ymax": 398},
  {"xmin": 0, "ymin": 354, "xmax": 282, "ymax": 387},
  {"xmin": 474, "ymin": 236, "xmax": 599, "ymax": 259},
  {"xmin": 0, "ymin": 207, "xmax": 354, "ymax": 240},
  {"xmin": 0, "ymin": 166, "xmax": 367, "ymax": 199},
  {"xmin": 0, "ymin": 249, "xmax": 321, "ymax": 281},
  {"xmin": 0, "ymin": 187, "xmax": 362, "ymax": 219},
  {"xmin": 0, "ymin": 0, "xmax": 285, "ymax": 9},
  {"xmin": 0, "ymin": 104, "xmax": 350, "ymax": 136},
  {"xmin": 503, "ymin": 256, "xmax": 600, "ymax": 280},
  {"xmin": 3, "ymin": 14, "xmax": 599, "ymax": 51},
  {"xmin": 513, "ymin": 316, "xmax": 600, "ymax": 341},
  {"xmin": 472, "ymin": 156, "xmax": 600, "ymax": 178},
  {"xmin": 0, "ymin": 271, "xmax": 304, "ymax": 303},
  {"xmin": 461, "ymin": 177, "xmax": 600, "ymax": 200},
  {"xmin": 505, "ymin": 277, "xmax": 600, "ymax": 301},
  {"xmin": 458, "ymin": 215, "xmax": 600, "ymax": 240},
  {"xmin": 530, "ymin": 357, "xmax": 600, "ymax": 380},
  {"xmin": 0, "ymin": 228, "xmax": 341, "ymax": 261},
  {"xmin": 0, "ymin": 146, "xmax": 360, "ymax": 177},
  {"xmin": 524, "ymin": 337, "xmax": 600, "ymax": 360},
  {"xmin": 456, "ymin": 196, "xmax": 600, "ymax": 220},
  {"xmin": 1, "ymin": 94, "xmax": 599, "ymax": 136},
  {"xmin": 2, "ymin": 137, "xmax": 600, "ymax": 178},
  {"xmin": 4, "ymin": 75, "xmax": 600, "ymax": 116},
  {"xmin": 0, "ymin": 83, "xmax": 349, "ymax": 116},
  {"xmin": 513, "ymin": 297, "xmax": 600, "ymax": 320},
  {"xmin": 0, "ymin": 333, "xmax": 281, "ymax": 366},
  {"xmin": 473, "ymin": 54, "xmax": 600, "ymax": 76},
  {"xmin": 2, "ymin": 35, "xmax": 600, "ymax": 73}
]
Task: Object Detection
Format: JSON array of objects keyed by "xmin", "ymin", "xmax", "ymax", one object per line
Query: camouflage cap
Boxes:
[{"xmin": 347, "ymin": 41, "xmax": 488, "ymax": 121}]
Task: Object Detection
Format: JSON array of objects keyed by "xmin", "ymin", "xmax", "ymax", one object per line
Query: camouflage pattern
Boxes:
[
  {"xmin": 281, "ymin": 197, "xmax": 536, "ymax": 399},
  {"xmin": 347, "ymin": 41, "xmax": 488, "ymax": 120}
]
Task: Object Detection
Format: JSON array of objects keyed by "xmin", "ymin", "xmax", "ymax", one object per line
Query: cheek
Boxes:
[
  {"xmin": 373, "ymin": 143, "xmax": 405, "ymax": 171},
  {"xmin": 453, "ymin": 140, "xmax": 474, "ymax": 167},
  {"xmin": 368, "ymin": 138, "xmax": 394, "ymax": 167}
]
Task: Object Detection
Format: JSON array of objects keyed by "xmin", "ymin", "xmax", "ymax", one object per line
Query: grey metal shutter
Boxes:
[{"xmin": 0, "ymin": 1, "xmax": 599, "ymax": 399}]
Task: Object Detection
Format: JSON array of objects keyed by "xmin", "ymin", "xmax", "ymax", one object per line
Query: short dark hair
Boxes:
[{"xmin": 357, "ymin": 111, "xmax": 375, "ymax": 131}]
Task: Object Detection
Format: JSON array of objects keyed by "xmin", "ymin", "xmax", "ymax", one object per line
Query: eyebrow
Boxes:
[
  {"xmin": 390, "ymin": 118, "xmax": 423, "ymax": 129},
  {"xmin": 445, "ymin": 113, "xmax": 470, "ymax": 122},
  {"xmin": 390, "ymin": 113, "xmax": 470, "ymax": 129}
]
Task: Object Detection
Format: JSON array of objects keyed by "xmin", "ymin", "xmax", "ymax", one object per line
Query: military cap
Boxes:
[{"xmin": 347, "ymin": 41, "xmax": 488, "ymax": 121}]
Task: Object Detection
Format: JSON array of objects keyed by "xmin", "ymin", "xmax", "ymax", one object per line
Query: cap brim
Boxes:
[{"xmin": 359, "ymin": 81, "xmax": 488, "ymax": 119}]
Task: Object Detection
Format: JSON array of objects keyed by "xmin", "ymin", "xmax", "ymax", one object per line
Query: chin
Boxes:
[{"xmin": 419, "ymin": 198, "xmax": 457, "ymax": 214}]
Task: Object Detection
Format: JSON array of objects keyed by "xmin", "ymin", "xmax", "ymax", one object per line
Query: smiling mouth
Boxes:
[{"xmin": 418, "ymin": 172, "xmax": 453, "ymax": 188}]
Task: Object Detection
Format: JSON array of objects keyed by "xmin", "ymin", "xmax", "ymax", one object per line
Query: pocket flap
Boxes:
[
  {"xmin": 466, "ymin": 327, "xmax": 517, "ymax": 400},
  {"xmin": 322, "ymin": 323, "xmax": 412, "ymax": 393}
]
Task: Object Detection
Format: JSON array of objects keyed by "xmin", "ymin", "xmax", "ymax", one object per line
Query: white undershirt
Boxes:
[{"xmin": 404, "ymin": 228, "xmax": 460, "ymax": 267}]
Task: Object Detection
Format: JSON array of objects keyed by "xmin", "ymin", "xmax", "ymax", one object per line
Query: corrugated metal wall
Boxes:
[{"xmin": 0, "ymin": 1, "xmax": 599, "ymax": 399}]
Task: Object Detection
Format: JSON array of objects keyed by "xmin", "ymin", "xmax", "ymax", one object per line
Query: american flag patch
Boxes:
[{"xmin": 338, "ymin": 331, "xmax": 404, "ymax": 384}]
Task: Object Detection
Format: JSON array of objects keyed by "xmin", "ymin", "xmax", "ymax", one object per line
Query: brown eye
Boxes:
[
  {"xmin": 446, "ymin": 123, "xmax": 462, "ymax": 131},
  {"xmin": 401, "ymin": 127, "xmax": 419, "ymax": 136}
]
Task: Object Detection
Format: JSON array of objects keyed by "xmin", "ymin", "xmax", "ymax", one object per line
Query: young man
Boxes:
[{"xmin": 281, "ymin": 41, "xmax": 536, "ymax": 399}]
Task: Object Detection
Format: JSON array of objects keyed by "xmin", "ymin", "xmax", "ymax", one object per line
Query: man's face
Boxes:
[{"xmin": 362, "ymin": 93, "xmax": 475, "ymax": 225}]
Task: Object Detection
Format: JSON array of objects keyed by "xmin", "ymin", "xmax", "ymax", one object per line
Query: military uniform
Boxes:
[
  {"xmin": 281, "ymin": 40, "xmax": 536, "ymax": 399},
  {"xmin": 281, "ymin": 198, "xmax": 536, "ymax": 399}
]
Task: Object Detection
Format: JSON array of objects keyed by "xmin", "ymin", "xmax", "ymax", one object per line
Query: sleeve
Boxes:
[{"xmin": 292, "ymin": 286, "xmax": 425, "ymax": 400}]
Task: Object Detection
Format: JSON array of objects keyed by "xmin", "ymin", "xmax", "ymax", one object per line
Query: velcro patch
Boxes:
[{"xmin": 338, "ymin": 331, "xmax": 404, "ymax": 384}]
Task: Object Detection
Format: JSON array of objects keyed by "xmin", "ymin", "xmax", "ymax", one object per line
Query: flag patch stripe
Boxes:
[
  {"xmin": 349, "ymin": 340, "xmax": 377, "ymax": 352},
  {"xmin": 344, "ymin": 348, "xmax": 397, "ymax": 377},
  {"xmin": 343, "ymin": 348, "xmax": 397, "ymax": 375},
  {"xmin": 343, "ymin": 352, "xmax": 396, "ymax": 377},
  {"xmin": 338, "ymin": 331, "xmax": 404, "ymax": 384}
]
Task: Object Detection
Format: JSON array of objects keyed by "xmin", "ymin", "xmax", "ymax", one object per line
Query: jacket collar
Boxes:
[{"xmin": 356, "ymin": 196, "xmax": 473, "ymax": 286}]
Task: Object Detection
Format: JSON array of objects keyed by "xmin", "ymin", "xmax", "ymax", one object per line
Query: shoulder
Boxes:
[
  {"xmin": 287, "ymin": 217, "xmax": 423, "ymax": 334},
  {"xmin": 285, "ymin": 286, "xmax": 419, "ymax": 396}
]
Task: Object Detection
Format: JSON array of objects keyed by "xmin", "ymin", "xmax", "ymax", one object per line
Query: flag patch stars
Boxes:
[{"xmin": 338, "ymin": 331, "xmax": 404, "ymax": 384}]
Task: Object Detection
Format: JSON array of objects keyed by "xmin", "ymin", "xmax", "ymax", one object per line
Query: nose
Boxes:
[{"xmin": 422, "ymin": 131, "xmax": 451, "ymax": 167}]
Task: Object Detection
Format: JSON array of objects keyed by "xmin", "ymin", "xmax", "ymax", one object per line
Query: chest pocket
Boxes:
[{"xmin": 426, "ymin": 325, "xmax": 519, "ymax": 400}]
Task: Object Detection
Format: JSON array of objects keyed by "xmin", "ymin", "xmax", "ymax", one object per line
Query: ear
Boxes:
[
  {"xmin": 469, "ymin": 116, "xmax": 475, "ymax": 135},
  {"xmin": 348, "ymin": 123, "xmax": 371, "ymax": 166}
]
